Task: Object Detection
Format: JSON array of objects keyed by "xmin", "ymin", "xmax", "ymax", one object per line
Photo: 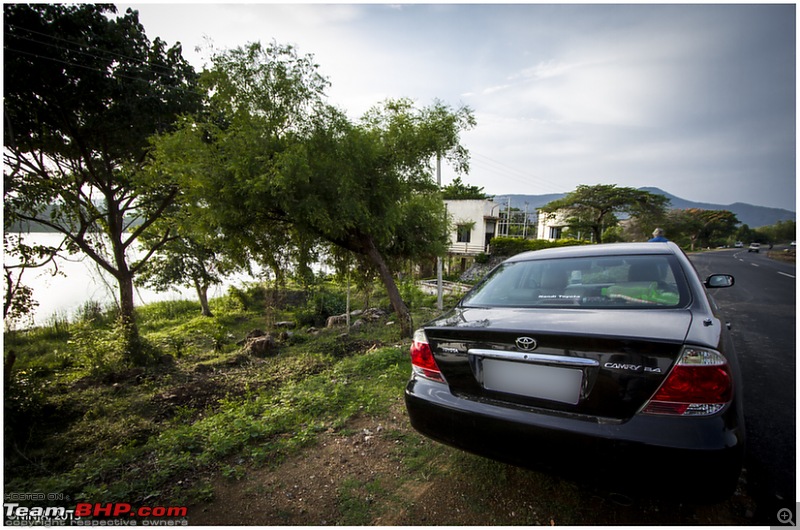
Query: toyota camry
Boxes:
[{"xmin": 404, "ymin": 242, "xmax": 744, "ymax": 500}]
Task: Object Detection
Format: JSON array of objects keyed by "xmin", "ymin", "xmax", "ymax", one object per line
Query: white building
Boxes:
[
  {"xmin": 444, "ymin": 199, "xmax": 501, "ymax": 255},
  {"xmin": 536, "ymin": 209, "xmax": 571, "ymax": 241}
]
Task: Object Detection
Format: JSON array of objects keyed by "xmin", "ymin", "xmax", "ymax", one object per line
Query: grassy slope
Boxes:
[{"xmin": 5, "ymin": 283, "xmax": 457, "ymax": 507}]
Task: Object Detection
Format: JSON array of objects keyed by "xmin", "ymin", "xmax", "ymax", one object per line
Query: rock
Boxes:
[
  {"xmin": 326, "ymin": 314, "xmax": 348, "ymax": 328},
  {"xmin": 361, "ymin": 308, "xmax": 387, "ymax": 322},
  {"xmin": 237, "ymin": 329, "xmax": 267, "ymax": 346},
  {"xmin": 274, "ymin": 321, "xmax": 296, "ymax": 329},
  {"xmin": 242, "ymin": 333, "xmax": 278, "ymax": 358}
]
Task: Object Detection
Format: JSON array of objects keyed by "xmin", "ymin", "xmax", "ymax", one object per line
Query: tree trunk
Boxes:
[
  {"xmin": 115, "ymin": 268, "xmax": 147, "ymax": 364},
  {"xmin": 362, "ymin": 236, "xmax": 413, "ymax": 338},
  {"xmin": 195, "ymin": 279, "xmax": 213, "ymax": 317}
]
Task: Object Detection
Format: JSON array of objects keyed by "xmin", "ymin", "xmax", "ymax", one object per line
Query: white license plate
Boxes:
[{"xmin": 482, "ymin": 359, "xmax": 583, "ymax": 404}]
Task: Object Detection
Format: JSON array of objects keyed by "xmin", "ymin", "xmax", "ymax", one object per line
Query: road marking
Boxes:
[
  {"xmin": 778, "ymin": 271, "xmax": 795, "ymax": 279},
  {"xmin": 751, "ymin": 263, "xmax": 760, "ymax": 267}
]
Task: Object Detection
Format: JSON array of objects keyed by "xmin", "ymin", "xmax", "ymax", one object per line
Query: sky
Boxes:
[{"xmin": 123, "ymin": 3, "xmax": 797, "ymax": 212}]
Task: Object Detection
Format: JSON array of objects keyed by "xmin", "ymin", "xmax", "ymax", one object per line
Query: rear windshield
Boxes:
[{"xmin": 461, "ymin": 254, "xmax": 690, "ymax": 309}]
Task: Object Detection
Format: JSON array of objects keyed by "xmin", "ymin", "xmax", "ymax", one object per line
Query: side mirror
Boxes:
[{"xmin": 705, "ymin": 274, "xmax": 735, "ymax": 288}]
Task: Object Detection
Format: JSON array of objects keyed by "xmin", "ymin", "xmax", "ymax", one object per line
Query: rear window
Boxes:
[{"xmin": 461, "ymin": 254, "xmax": 690, "ymax": 309}]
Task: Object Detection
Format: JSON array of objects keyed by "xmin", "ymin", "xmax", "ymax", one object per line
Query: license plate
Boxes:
[{"xmin": 482, "ymin": 359, "xmax": 583, "ymax": 404}]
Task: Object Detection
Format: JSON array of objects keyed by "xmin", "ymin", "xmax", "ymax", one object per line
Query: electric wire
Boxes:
[
  {"xmin": 5, "ymin": 22, "xmax": 180, "ymax": 76},
  {"xmin": 4, "ymin": 21, "xmax": 198, "ymax": 97},
  {"xmin": 469, "ymin": 153, "xmax": 566, "ymax": 195}
]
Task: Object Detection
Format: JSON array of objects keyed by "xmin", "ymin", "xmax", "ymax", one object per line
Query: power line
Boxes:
[
  {"xmin": 469, "ymin": 153, "xmax": 565, "ymax": 194},
  {"xmin": 5, "ymin": 22, "xmax": 180, "ymax": 76},
  {"xmin": 3, "ymin": 45, "xmax": 199, "ymax": 97}
]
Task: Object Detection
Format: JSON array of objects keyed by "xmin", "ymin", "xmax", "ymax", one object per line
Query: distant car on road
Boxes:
[
  {"xmin": 405, "ymin": 242, "xmax": 744, "ymax": 500},
  {"xmin": 734, "ymin": 241, "xmax": 744, "ymax": 248},
  {"xmin": 748, "ymin": 243, "xmax": 761, "ymax": 253}
]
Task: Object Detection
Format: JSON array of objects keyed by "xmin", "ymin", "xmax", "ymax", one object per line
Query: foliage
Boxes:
[
  {"xmin": 540, "ymin": 185, "xmax": 669, "ymax": 244},
  {"xmin": 2, "ymin": 232, "xmax": 67, "ymax": 325},
  {"xmin": 754, "ymin": 219, "xmax": 796, "ymax": 244},
  {"xmin": 665, "ymin": 208, "xmax": 739, "ymax": 250},
  {"xmin": 295, "ymin": 288, "xmax": 349, "ymax": 327},
  {"xmin": 3, "ymin": 282, "xmax": 417, "ymax": 507},
  {"xmin": 3, "ymin": 4, "xmax": 202, "ymax": 362},
  {"xmin": 441, "ymin": 176, "xmax": 492, "ymax": 200},
  {"xmin": 489, "ymin": 237, "xmax": 585, "ymax": 257},
  {"xmin": 135, "ymin": 229, "xmax": 230, "ymax": 317},
  {"xmin": 274, "ymin": 98, "xmax": 474, "ymax": 337},
  {"xmin": 149, "ymin": 40, "xmax": 475, "ymax": 338}
]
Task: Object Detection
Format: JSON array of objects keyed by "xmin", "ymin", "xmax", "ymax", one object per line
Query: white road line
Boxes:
[
  {"xmin": 751, "ymin": 263, "xmax": 760, "ymax": 267},
  {"xmin": 778, "ymin": 271, "xmax": 796, "ymax": 279}
]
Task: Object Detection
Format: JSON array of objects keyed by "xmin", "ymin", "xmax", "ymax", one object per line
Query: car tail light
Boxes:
[
  {"xmin": 642, "ymin": 347, "xmax": 732, "ymax": 416},
  {"xmin": 410, "ymin": 329, "xmax": 445, "ymax": 383}
]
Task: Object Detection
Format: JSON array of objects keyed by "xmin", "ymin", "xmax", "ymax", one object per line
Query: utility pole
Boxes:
[
  {"xmin": 523, "ymin": 202, "xmax": 529, "ymax": 239},
  {"xmin": 506, "ymin": 197, "xmax": 511, "ymax": 236},
  {"xmin": 436, "ymin": 155, "xmax": 443, "ymax": 311}
]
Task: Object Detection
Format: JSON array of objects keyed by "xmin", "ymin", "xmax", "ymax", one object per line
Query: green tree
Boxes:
[
  {"xmin": 149, "ymin": 42, "xmax": 474, "ymax": 337},
  {"xmin": 3, "ymin": 4, "xmax": 201, "ymax": 362},
  {"xmin": 755, "ymin": 219, "xmax": 796, "ymax": 244},
  {"xmin": 668, "ymin": 209, "xmax": 740, "ymax": 250},
  {"xmin": 441, "ymin": 176, "xmax": 491, "ymax": 200},
  {"xmin": 2, "ymin": 232, "xmax": 61, "ymax": 325},
  {"xmin": 734, "ymin": 224, "xmax": 759, "ymax": 246},
  {"xmin": 541, "ymin": 185, "xmax": 669, "ymax": 244},
  {"xmin": 135, "ymin": 223, "xmax": 228, "ymax": 317},
  {"xmin": 276, "ymin": 99, "xmax": 473, "ymax": 337},
  {"xmin": 146, "ymin": 41, "xmax": 328, "ymax": 289}
]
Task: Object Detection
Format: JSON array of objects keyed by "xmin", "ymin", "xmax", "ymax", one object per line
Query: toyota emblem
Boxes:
[{"xmin": 515, "ymin": 337, "xmax": 537, "ymax": 351}]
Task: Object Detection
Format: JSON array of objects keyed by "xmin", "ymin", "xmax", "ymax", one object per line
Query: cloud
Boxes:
[{"xmin": 124, "ymin": 3, "xmax": 795, "ymax": 210}]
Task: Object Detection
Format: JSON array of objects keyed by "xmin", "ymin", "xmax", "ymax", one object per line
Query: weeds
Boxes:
[{"xmin": 3, "ymin": 281, "xmax": 428, "ymax": 509}]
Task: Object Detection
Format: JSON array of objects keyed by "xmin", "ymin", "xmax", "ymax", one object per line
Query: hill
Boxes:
[{"xmin": 494, "ymin": 187, "xmax": 795, "ymax": 228}]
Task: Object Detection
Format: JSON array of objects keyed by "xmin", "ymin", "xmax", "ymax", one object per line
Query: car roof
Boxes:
[{"xmin": 504, "ymin": 242, "xmax": 679, "ymax": 263}]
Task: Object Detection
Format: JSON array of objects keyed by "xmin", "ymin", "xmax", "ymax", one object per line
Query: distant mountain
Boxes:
[{"xmin": 494, "ymin": 187, "xmax": 795, "ymax": 228}]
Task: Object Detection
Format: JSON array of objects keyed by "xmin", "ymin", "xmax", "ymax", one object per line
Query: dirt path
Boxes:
[{"xmin": 187, "ymin": 403, "xmax": 758, "ymax": 526}]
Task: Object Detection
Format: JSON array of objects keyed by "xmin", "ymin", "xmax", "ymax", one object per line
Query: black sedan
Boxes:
[{"xmin": 405, "ymin": 242, "xmax": 744, "ymax": 500}]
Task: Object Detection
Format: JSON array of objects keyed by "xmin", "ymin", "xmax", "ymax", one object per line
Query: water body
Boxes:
[{"xmin": 6, "ymin": 232, "xmax": 262, "ymax": 327}]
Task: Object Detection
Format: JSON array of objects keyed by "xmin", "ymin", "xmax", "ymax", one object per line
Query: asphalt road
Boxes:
[{"xmin": 689, "ymin": 248, "xmax": 796, "ymax": 523}]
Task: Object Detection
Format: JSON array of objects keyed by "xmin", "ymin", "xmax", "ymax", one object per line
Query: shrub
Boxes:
[
  {"xmin": 295, "ymin": 288, "xmax": 348, "ymax": 327},
  {"xmin": 489, "ymin": 237, "xmax": 584, "ymax": 256}
]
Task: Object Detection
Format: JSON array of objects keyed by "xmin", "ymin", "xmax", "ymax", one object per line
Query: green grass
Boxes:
[{"xmin": 4, "ymin": 281, "xmax": 440, "ymax": 508}]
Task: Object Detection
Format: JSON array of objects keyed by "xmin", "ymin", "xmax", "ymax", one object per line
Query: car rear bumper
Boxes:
[{"xmin": 405, "ymin": 376, "xmax": 744, "ymax": 500}]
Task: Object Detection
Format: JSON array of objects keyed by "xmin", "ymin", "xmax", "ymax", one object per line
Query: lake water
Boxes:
[{"xmin": 6, "ymin": 232, "xmax": 263, "ymax": 327}]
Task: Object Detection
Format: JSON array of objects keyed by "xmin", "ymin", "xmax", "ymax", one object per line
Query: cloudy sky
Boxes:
[{"xmin": 124, "ymin": 3, "xmax": 796, "ymax": 211}]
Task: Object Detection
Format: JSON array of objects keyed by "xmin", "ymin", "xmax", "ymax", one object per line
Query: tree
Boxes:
[
  {"xmin": 668, "ymin": 209, "xmax": 739, "ymax": 250},
  {"xmin": 146, "ymin": 41, "xmax": 328, "ymax": 289},
  {"xmin": 540, "ymin": 185, "xmax": 669, "ymax": 244},
  {"xmin": 441, "ymin": 176, "xmax": 491, "ymax": 200},
  {"xmin": 754, "ymin": 219, "xmax": 796, "ymax": 245},
  {"xmin": 149, "ymin": 42, "xmax": 474, "ymax": 338},
  {"xmin": 3, "ymin": 4, "xmax": 201, "ymax": 362},
  {"xmin": 3, "ymin": 232, "xmax": 59, "ymax": 325},
  {"xmin": 683, "ymin": 208, "xmax": 739, "ymax": 250},
  {"xmin": 135, "ymin": 224, "xmax": 228, "ymax": 317}
]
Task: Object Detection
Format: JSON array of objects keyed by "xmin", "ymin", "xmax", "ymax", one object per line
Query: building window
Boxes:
[
  {"xmin": 549, "ymin": 227, "xmax": 562, "ymax": 240},
  {"xmin": 456, "ymin": 224, "xmax": 472, "ymax": 243}
]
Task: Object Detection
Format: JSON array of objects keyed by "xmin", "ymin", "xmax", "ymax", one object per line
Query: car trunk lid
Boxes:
[{"xmin": 423, "ymin": 307, "xmax": 692, "ymax": 421}]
